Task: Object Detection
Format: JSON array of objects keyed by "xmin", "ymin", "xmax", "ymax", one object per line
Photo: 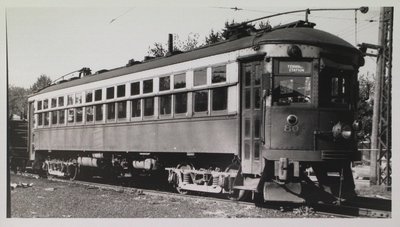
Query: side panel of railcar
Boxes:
[{"xmin": 34, "ymin": 116, "xmax": 239, "ymax": 154}]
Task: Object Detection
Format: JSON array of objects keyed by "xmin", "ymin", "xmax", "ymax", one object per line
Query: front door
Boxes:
[{"xmin": 241, "ymin": 61, "xmax": 263, "ymax": 174}]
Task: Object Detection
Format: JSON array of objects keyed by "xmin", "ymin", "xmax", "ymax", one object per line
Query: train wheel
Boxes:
[
  {"xmin": 174, "ymin": 163, "xmax": 193, "ymax": 195},
  {"xmin": 225, "ymin": 165, "xmax": 249, "ymax": 201},
  {"xmin": 68, "ymin": 164, "xmax": 79, "ymax": 180}
]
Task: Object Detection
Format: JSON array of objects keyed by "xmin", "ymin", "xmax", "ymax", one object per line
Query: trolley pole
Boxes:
[{"xmin": 370, "ymin": 7, "xmax": 393, "ymax": 187}]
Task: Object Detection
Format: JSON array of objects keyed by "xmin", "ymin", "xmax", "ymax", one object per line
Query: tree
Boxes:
[
  {"xmin": 205, "ymin": 29, "xmax": 223, "ymax": 45},
  {"xmin": 30, "ymin": 74, "xmax": 52, "ymax": 93},
  {"xmin": 357, "ymin": 73, "xmax": 374, "ymax": 139},
  {"xmin": 8, "ymin": 85, "xmax": 29, "ymax": 119},
  {"xmin": 147, "ymin": 42, "xmax": 168, "ymax": 58},
  {"xmin": 147, "ymin": 33, "xmax": 201, "ymax": 58}
]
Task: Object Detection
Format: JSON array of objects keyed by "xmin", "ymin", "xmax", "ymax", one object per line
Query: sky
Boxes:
[{"xmin": 2, "ymin": 0, "xmax": 388, "ymax": 88}]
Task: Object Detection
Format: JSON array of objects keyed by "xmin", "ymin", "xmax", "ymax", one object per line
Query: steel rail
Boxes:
[{"xmin": 14, "ymin": 172, "xmax": 391, "ymax": 218}]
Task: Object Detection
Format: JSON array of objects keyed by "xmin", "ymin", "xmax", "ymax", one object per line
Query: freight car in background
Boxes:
[
  {"xmin": 27, "ymin": 19, "xmax": 365, "ymax": 203},
  {"xmin": 9, "ymin": 119, "xmax": 29, "ymax": 172}
]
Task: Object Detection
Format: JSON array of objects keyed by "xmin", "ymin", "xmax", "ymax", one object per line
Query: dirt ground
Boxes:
[{"xmin": 9, "ymin": 174, "xmax": 333, "ymax": 218}]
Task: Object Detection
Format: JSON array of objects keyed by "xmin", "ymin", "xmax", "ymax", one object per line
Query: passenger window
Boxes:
[
  {"xmin": 95, "ymin": 89, "xmax": 102, "ymax": 101},
  {"xmin": 38, "ymin": 113, "xmax": 43, "ymax": 126},
  {"xmin": 194, "ymin": 90, "xmax": 208, "ymax": 112},
  {"xmin": 95, "ymin": 104, "xmax": 103, "ymax": 121},
  {"xmin": 107, "ymin": 87, "xmax": 115, "ymax": 99},
  {"xmin": 273, "ymin": 61, "xmax": 312, "ymax": 105},
  {"xmin": 131, "ymin": 99, "xmax": 141, "ymax": 118},
  {"xmin": 68, "ymin": 109, "xmax": 75, "ymax": 123},
  {"xmin": 174, "ymin": 73, "xmax": 186, "ymax": 89},
  {"xmin": 117, "ymin": 101, "xmax": 126, "ymax": 119},
  {"xmin": 107, "ymin": 103, "xmax": 115, "ymax": 120},
  {"xmin": 59, "ymin": 110, "xmax": 65, "ymax": 124},
  {"xmin": 86, "ymin": 91, "xmax": 93, "ymax": 103},
  {"xmin": 160, "ymin": 76, "xmax": 170, "ymax": 91},
  {"xmin": 58, "ymin": 97, "xmax": 64, "ymax": 107},
  {"xmin": 43, "ymin": 112, "xmax": 49, "ymax": 125},
  {"xmin": 212, "ymin": 65, "xmax": 226, "ymax": 83},
  {"xmin": 51, "ymin": 98, "xmax": 57, "ymax": 108},
  {"xmin": 67, "ymin": 95, "xmax": 74, "ymax": 105},
  {"xmin": 117, "ymin": 85, "xmax": 125, "ymax": 98},
  {"xmin": 144, "ymin": 97, "xmax": 154, "ymax": 116},
  {"xmin": 43, "ymin": 99, "xmax": 48, "ymax": 109},
  {"xmin": 37, "ymin": 101, "xmax": 42, "ymax": 110},
  {"xmin": 131, "ymin": 82, "xmax": 140, "ymax": 96},
  {"xmin": 86, "ymin": 106, "xmax": 94, "ymax": 122},
  {"xmin": 212, "ymin": 87, "xmax": 227, "ymax": 111},
  {"xmin": 273, "ymin": 76, "xmax": 311, "ymax": 105},
  {"xmin": 52, "ymin": 111, "xmax": 58, "ymax": 125},
  {"xmin": 75, "ymin": 93, "xmax": 82, "ymax": 104},
  {"xmin": 143, "ymin": 79, "xmax": 153, "ymax": 93},
  {"xmin": 76, "ymin": 107, "xmax": 83, "ymax": 122},
  {"xmin": 174, "ymin": 93, "xmax": 187, "ymax": 114},
  {"xmin": 159, "ymin": 95, "xmax": 171, "ymax": 115},
  {"xmin": 194, "ymin": 68, "xmax": 207, "ymax": 86}
]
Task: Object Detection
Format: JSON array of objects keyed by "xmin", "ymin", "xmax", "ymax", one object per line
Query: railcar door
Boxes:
[{"xmin": 240, "ymin": 60, "xmax": 263, "ymax": 174}]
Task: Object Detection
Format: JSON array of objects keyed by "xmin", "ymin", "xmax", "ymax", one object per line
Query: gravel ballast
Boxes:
[{"xmin": 10, "ymin": 174, "xmax": 333, "ymax": 218}]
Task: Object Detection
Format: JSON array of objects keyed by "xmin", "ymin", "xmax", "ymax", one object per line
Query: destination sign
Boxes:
[{"xmin": 278, "ymin": 61, "xmax": 312, "ymax": 75}]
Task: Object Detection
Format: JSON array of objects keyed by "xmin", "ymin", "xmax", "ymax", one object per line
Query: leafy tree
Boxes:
[
  {"xmin": 147, "ymin": 42, "xmax": 168, "ymax": 58},
  {"xmin": 174, "ymin": 33, "xmax": 200, "ymax": 52},
  {"xmin": 357, "ymin": 73, "xmax": 374, "ymax": 139},
  {"xmin": 30, "ymin": 74, "xmax": 52, "ymax": 93},
  {"xmin": 205, "ymin": 29, "xmax": 223, "ymax": 45},
  {"xmin": 147, "ymin": 33, "xmax": 201, "ymax": 57},
  {"xmin": 8, "ymin": 85, "xmax": 29, "ymax": 119}
]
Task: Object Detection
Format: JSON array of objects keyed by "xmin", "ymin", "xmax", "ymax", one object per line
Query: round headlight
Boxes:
[
  {"xmin": 341, "ymin": 125, "xmax": 352, "ymax": 139},
  {"xmin": 287, "ymin": 114, "xmax": 298, "ymax": 126}
]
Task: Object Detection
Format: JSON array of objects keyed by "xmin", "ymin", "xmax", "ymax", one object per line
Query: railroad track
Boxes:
[{"xmin": 14, "ymin": 172, "xmax": 391, "ymax": 218}]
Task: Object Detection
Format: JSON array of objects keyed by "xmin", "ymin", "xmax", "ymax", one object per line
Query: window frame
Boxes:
[
  {"xmin": 143, "ymin": 97, "xmax": 155, "ymax": 118},
  {"xmin": 106, "ymin": 102, "xmax": 116, "ymax": 122},
  {"xmin": 211, "ymin": 65, "xmax": 227, "ymax": 84},
  {"xmin": 75, "ymin": 107, "xmax": 84, "ymax": 125},
  {"xmin": 143, "ymin": 79, "xmax": 154, "ymax": 94},
  {"xmin": 130, "ymin": 98, "xmax": 142, "ymax": 121},
  {"xmin": 86, "ymin": 106, "xmax": 95, "ymax": 124},
  {"xmin": 117, "ymin": 84, "xmax": 126, "ymax": 98},
  {"xmin": 159, "ymin": 94, "xmax": 172, "ymax": 118},
  {"xmin": 117, "ymin": 101, "xmax": 127, "ymax": 120},
  {"xmin": 159, "ymin": 75, "xmax": 171, "ymax": 92},
  {"xmin": 193, "ymin": 68, "xmax": 207, "ymax": 87},
  {"xmin": 193, "ymin": 89, "xmax": 209, "ymax": 116},
  {"xmin": 272, "ymin": 59, "xmax": 314, "ymax": 107},
  {"xmin": 173, "ymin": 92, "xmax": 188, "ymax": 117},
  {"xmin": 211, "ymin": 86, "xmax": 228, "ymax": 114},
  {"xmin": 130, "ymin": 81, "xmax": 141, "ymax": 96},
  {"xmin": 106, "ymin": 86, "xmax": 115, "ymax": 100},
  {"xmin": 174, "ymin": 73, "xmax": 186, "ymax": 90},
  {"xmin": 94, "ymin": 89, "xmax": 103, "ymax": 102},
  {"xmin": 86, "ymin": 91, "xmax": 93, "ymax": 103}
]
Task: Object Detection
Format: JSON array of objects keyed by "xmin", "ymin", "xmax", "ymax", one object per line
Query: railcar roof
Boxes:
[{"xmin": 34, "ymin": 27, "xmax": 360, "ymax": 96}]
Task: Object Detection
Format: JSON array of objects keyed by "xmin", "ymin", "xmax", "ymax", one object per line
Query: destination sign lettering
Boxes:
[{"xmin": 279, "ymin": 61, "xmax": 312, "ymax": 74}]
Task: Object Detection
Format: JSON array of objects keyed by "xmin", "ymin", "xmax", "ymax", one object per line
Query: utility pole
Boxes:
[{"xmin": 370, "ymin": 7, "xmax": 393, "ymax": 187}]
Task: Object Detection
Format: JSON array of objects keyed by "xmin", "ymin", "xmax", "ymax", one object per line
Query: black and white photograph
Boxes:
[{"xmin": 2, "ymin": 0, "xmax": 398, "ymax": 225}]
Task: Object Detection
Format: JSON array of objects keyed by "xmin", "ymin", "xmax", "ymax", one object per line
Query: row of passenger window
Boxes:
[
  {"xmin": 36, "ymin": 65, "xmax": 227, "ymax": 111},
  {"xmin": 36, "ymin": 87, "xmax": 228, "ymax": 127}
]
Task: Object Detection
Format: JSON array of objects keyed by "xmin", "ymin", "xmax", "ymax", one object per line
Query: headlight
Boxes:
[{"xmin": 341, "ymin": 125, "xmax": 352, "ymax": 139}]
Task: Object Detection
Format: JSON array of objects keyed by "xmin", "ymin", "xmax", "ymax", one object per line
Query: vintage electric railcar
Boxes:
[{"xmin": 27, "ymin": 20, "xmax": 364, "ymax": 202}]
